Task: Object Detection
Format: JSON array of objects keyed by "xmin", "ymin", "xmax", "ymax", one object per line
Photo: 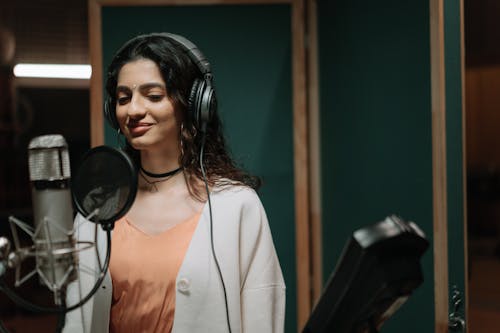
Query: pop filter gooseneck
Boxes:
[{"xmin": 0, "ymin": 146, "xmax": 137, "ymax": 328}]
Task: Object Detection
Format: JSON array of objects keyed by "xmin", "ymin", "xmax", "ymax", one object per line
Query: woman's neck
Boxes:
[
  {"xmin": 140, "ymin": 148, "xmax": 180, "ymax": 174},
  {"xmin": 137, "ymin": 149, "xmax": 184, "ymax": 194}
]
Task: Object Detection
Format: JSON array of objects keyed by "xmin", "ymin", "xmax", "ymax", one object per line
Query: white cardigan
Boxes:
[{"xmin": 63, "ymin": 185, "xmax": 286, "ymax": 333}]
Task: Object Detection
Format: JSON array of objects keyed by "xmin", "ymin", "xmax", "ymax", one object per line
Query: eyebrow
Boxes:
[{"xmin": 116, "ymin": 82, "xmax": 166, "ymax": 93}]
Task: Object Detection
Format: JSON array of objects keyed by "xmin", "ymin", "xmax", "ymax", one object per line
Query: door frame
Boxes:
[{"xmin": 430, "ymin": 0, "xmax": 468, "ymax": 331}]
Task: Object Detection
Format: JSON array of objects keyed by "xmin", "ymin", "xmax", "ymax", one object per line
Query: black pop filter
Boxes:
[{"xmin": 71, "ymin": 146, "xmax": 137, "ymax": 229}]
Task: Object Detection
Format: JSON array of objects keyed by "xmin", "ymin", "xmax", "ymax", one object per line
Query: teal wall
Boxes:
[
  {"xmin": 317, "ymin": 1, "xmax": 435, "ymax": 332},
  {"xmin": 100, "ymin": 2, "xmax": 467, "ymax": 331},
  {"xmin": 101, "ymin": 5, "xmax": 297, "ymax": 332}
]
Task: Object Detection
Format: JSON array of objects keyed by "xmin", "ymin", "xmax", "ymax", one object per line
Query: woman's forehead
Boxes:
[{"xmin": 117, "ymin": 58, "xmax": 164, "ymax": 85}]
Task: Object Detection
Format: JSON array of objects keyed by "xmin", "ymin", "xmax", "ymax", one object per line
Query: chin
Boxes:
[
  {"xmin": 127, "ymin": 136, "xmax": 153, "ymax": 150},
  {"xmin": 129, "ymin": 136, "xmax": 170, "ymax": 152}
]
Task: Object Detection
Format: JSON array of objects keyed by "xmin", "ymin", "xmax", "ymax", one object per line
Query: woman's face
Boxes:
[{"xmin": 115, "ymin": 58, "xmax": 181, "ymax": 154}]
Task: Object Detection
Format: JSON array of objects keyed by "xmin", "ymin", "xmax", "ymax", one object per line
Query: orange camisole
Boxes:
[{"xmin": 108, "ymin": 213, "xmax": 200, "ymax": 333}]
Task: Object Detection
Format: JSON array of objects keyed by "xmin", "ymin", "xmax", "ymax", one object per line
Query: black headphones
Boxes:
[{"xmin": 104, "ymin": 32, "xmax": 216, "ymax": 134}]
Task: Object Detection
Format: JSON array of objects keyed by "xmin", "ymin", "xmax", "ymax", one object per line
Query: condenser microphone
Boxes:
[
  {"xmin": 28, "ymin": 134, "xmax": 77, "ymax": 303},
  {"xmin": 0, "ymin": 142, "xmax": 136, "ymax": 316}
]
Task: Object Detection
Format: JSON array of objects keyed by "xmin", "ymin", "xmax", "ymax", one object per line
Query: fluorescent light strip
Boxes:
[{"xmin": 13, "ymin": 64, "xmax": 92, "ymax": 79}]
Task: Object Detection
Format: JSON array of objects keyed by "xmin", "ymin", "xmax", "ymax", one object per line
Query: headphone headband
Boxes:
[
  {"xmin": 104, "ymin": 32, "xmax": 216, "ymax": 133},
  {"xmin": 156, "ymin": 33, "xmax": 212, "ymax": 76}
]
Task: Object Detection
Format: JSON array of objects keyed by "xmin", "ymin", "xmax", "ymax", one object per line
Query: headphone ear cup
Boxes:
[
  {"xmin": 188, "ymin": 79, "xmax": 202, "ymax": 128},
  {"xmin": 199, "ymin": 83, "xmax": 216, "ymax": 132},
  {"xmin": 104, "ymin": 96, "xmax": 119, "ymax": 130},
  {"xmin": 188, "ymin": 78, "xmax": 215, "ymax": 133}
]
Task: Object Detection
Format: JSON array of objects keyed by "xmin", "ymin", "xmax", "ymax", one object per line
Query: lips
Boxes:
[{"xmin": 127, "ymin": 121, "xmax": 153, "ymax": 136}]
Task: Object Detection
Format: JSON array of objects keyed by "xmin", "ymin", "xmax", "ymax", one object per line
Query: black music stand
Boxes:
[{"xmin": 303, "ymin": 215, "xmax": 429, "ymax": 333}]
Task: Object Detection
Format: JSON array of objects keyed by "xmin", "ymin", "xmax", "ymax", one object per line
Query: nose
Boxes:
[{"xmin": 127, "ymin": 94, "xmax": 147, "ymax": 119}]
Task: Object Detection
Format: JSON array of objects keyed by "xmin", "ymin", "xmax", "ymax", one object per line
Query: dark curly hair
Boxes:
[{"xmin": 105, "ymin": 33, "xmax": 260, "ymax": 200}]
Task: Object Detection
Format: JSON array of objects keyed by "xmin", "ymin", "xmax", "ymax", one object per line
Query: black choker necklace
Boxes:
[{"xmin": 140, "ymin": 166, "xmax": 183, "ymax": 178}]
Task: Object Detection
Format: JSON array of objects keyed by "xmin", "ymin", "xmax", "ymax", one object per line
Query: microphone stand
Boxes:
[{"xmin": 55, "ymin": 298, "xmax": 66, "ymax": 333}]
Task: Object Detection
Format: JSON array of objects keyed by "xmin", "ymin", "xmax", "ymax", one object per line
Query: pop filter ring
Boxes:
[{"xmin": 72, "ymin": 145, "xmax": 138, "ymax": 230}]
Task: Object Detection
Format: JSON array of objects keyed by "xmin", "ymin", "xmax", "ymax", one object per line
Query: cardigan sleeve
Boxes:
[
  {"xmin": 63, "ymin": 214, "xmax": 112, "ymax": 333},
  {"xmin": 238, "ymin": 189, "xmax": 286, "ymax": 333},
  {"xmin": 63, "ymin": 214, "xmax": 95, "ymax": 333}
]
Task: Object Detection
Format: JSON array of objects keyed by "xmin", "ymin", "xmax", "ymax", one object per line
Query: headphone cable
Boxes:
[{"xmin": 199, "ymin": 136, "xmax": 232, "ymax": 333}]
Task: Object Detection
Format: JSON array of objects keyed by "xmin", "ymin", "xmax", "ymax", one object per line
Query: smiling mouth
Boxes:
[{"xmin": 127, "ymin": 122, "xmax": 153, "ymax": 136}]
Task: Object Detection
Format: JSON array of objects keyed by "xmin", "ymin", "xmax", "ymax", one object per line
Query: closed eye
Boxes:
[
  {"xmin": 117, "ymin": 96, "xmax": 130, "ymax": 105},
  {"xmin": 147, "ymin": 95, "xmax": 164, "ymax": 102}
]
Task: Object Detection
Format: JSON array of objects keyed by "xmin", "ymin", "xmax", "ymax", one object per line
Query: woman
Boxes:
[{"xmin": 64, "ymin": 33, "xmax": 285, "ymax": 333}]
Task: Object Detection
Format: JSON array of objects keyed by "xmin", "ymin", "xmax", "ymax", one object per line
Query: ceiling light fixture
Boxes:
[{"xmin": 13, "ymin": 64, "xmax": 92, "ymax": 79}]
